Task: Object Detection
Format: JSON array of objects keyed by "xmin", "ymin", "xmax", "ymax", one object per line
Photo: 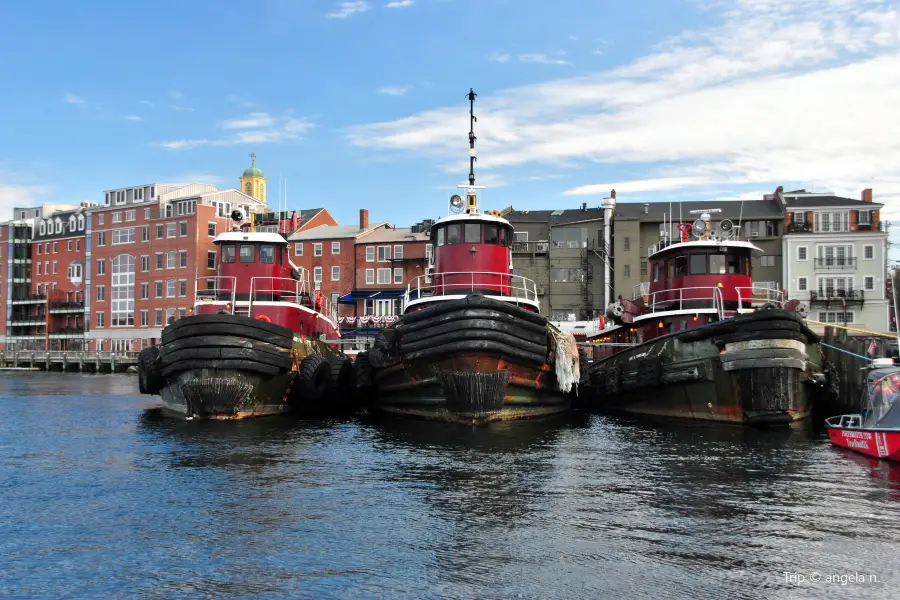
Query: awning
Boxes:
[{"xmin": 338, "ymin": 289, "xmax": 406, "ymax": 304}]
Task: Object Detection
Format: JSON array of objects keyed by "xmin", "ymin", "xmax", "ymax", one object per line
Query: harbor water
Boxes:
[{"xmin": 1, "ymin": 373, "xmax": 899, "ymax": 599}]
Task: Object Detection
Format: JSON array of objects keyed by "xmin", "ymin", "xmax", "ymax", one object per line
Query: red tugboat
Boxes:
[
  {"xmin": 357, "ymin": 89, "xmax": 581, "ymax": 425},
  {"xmin": 826, "ymin": 360, "xmax": 900, "ymax": 461},
  {"xmin": 137, "ymin": 209, "xmax": 353, "ymax": 420},
  {"xmin": 579, "ymin": 210, "xmax": 823, "ymax": 425}
]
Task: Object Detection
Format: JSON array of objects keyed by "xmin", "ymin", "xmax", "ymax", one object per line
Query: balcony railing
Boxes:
[
  {"xmin": 787, "ymin": 222, "xmax": 813, "ymax": 233},
  {"xmin": 49, "ymin": 301, "xmax": 85, "ymax": 314},
  {"xmin": 854, "ymin": 222, "xmax": 882, "ymax": 232},
  {"xmin": 810, "ymin": 289, "xmax": 865, "ymax": 303},
  {"xmin": 10, "ymin": 293, "xmax": 47, "ymax": 304},
  {"xmin": 814, "ymin": 257, "xmax": 858, "ymax": 270},
  {"xmin": 512, "ymin": 241, "xmax": 550, "ymax": 254}
]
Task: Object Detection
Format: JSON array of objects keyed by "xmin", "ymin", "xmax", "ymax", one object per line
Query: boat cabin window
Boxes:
[
  {"xmin": 484, "ymin": 224, "xmax": 499, "ymax": 245},
  {"xmin": 675, "ymin": 256, "xmax": 688, "ymax": 276},
  {"xmin": 727, "ymin": 254, "xmax": 748, "ymax": 275},
  {"xmin": 446, "ymin": 224, "xmax": 461, "ymax": 245},
  {"xmin": 240, "ymin": 244, "xmax": 255, "ymax": 263},
  {"xmin": 499, "ymin": 226, "xmax": 509, "ymax": 247},
  {"xmin": 222, "ymin": 245, "xmax": 236, "ymax": 263},
  {"xmin": 709, "ymin": 254, "xmax": 726, "ymax": 274},
  {"xmin": 653, "ymin": 263, "xmax": 660, "ymax": 283},
  {"xmin": 259, "ymin": 245, "xmax": 275, "ymax": 264},
  {"xmin": 437, "ymin": 227, "xmax": 445, "ymax": 246},
  {"xmin": 689, "ymin": 255, "xmax": 707, "ymax": 275},
  {"xmin": 465, "ymin": 223, "xmax": 481, "ymax": 243}
]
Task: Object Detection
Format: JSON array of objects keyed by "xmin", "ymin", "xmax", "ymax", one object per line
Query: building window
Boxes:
[
  {"xmin": 96, "ymin": 312, "xmax": 104, "ymax": 327},
  {"xmin": 760, "ymin": 255, "xmax": 776, "ymax": 267},
  {"xmin": 366, "ymin": 247, "xmax": 375, "ymax": 262},
  {"xmin": 52, "ymin": 261, "xmax": 57, "ymax": 274},
  {"xmin": 766, "ymin": 221, "xmax": 776, "ymax": 237},
  {"xmin": 97, "ymin": 214, "xmax": 104, "ymax": 225},
  {"xmin": 112, "ymin": 227, "xmax": 135, "ymax": 245},
  {"xmin": 111, "ymin": 255, "xmax": 135, "ymax": 326},
  {"xmin": 366, "ymin": 268, "xmax": 375, "ymax": 284},
  {"xmin": 166, "ymin": 308, "xmax": 175, "ymax": 324},
  {"xmin": 394, "ymin": 245, "xmax": 404, "ymax": 260},
  {"xmin": 207, "ymin": 250, "xmax": 216, "ymax": 270},
  {"xmin": 331, "ymin": 266, "xmax": 340, "ymax": 281},
  {"xmin": 97, "ymin": 259, "xmax": 106, "ymax": 275},
  {"xmin": 155, "ymin": 309, "xmax": 163, "ymax": 326},
  {"xmin": 112, "ymin": 212, "xmax": 122, "ymax": 224},
  {"xmin": 550, "ymin": 268, "xmax": 584, "ymax": 283},
  {"xmin": 179, "ymin": 280, "xmax": 187, "ymax": 297},
  {"xmin": 179, "ymin": 308, "xmax": 186, "ymax": 320},
  {"xmin": 798, "ymin": 246, "xmax": 807, "ymax": 261},
  {"xmin": 624, "ymin": 237, "xmax": 630, "ymax": 251},
  {"xmin": 154, "ymin": 253, "xmax": 163, "ymax": 269},
  {"xmin": 859, "ymin": 210, "xmax": 871, "ymax": 225},
  {"xmin": 166, "ymin": 223, "xmax": 175, "ymax": 238},
  {"xmin": 640, "ymin": 262, "xmax": 648, "ymax": 277},
  {"xmin": 314, "ymin": 266, "xmax": 322, "ymax": 283},
  {"xmin": 865, "ymin": 276, "xmax": 874, "ymax": 291},
  {"xmin": 167, "ymin": 251, "xmax": 176, "ymax": 269},
  {"xmin": 96, "ymin": 284, "xmax": 106, "ymax": 300},
  {"xmin": 798, "ymin": 277, "xmax": 807, "ymax": 292},
  {"xmin": 145, "ymin": 208, "xmax": 151, "ymax": 219},
  {"xmin": 179, "ymin": 250, "xmax": 187, "ymax": 268},
  {"xmin": 156, "ymin": 224, "xmax": 164, "ymax": 239},
  {"xmin": 294, "ymin": 243, "xmax": 303, "ymax": 256},
  {"xmin": 96, "ymin": 231, "xmax": 106, "ymax": 246},
  {"xmin": 864, "ymin": 245, "xmax": 874, "ymax": 260},
  {"xmin": 38, "ymin": 245, "xmax": 42, "ymax": 255},
  {"xmin": 37, "ymin": 263, "xmax": 42, "ymax": 275},
  {"xmin": 394, "ymin": 268, "xmax": 403, "ymax": 284},
  {"xmin": 141, "ymin": 282, "xmax": 149, "ymax": 300},
  {"xmin": 816, "ymin": 311, "xmax": 855, "ymax": 324},
  {"xmin": 166, "ymin": 280, "xmax": 176, "ymax": 297},
  {"xmin": 140, "ymin": 255, "xmax": 149, "ymax": 272},
  {"xmin": 140, "ymin": 310, "xmax": 148, "ymax": 327},
  {"xmin": 378, "ymin": 246, "xmax": 392, "ymax": 261},
  {"xmin": 179, "ymin": 221, "xmax": 187, "ymax": 236},
  {"xmin": 155, "ymin": 281, "xmax": 163, "ymax": 298},
  {"xmin": 331, "ymin": 241, "xmax": 340, "ymax": 254},
  {"xmin": 208, "ymin": 222, "xmax": 217, "ymax": 236},
  {"xmin": 125, "ymin": 210, "xmax": 136, "ymax": 222},
  {"xmin": 623, "ymin": 264, "xmax": 631, "ymax": 278},
  {"xmin": 313, "ymin": 242, "xmax": 322, "ymax": 257},
  {"xmin": 142, "ymin": 225, "xmax": 150, "ymax": 242},
  {"xmin": 377, "ymin": 268, "xmax": 391, "ymax": 284}
]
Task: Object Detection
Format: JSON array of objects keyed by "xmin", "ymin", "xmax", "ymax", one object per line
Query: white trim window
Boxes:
[
  {"xmin": 112, "ymin": 212, "xmax": 122, "ymax": 224},
  {"xmin": 377, "ymin": 245, "xmax": 392, "ymax": 262},
  {"xmin": 817, "ymin": 276, "xmax": 854, "ymax": 297},
  {"xmin": 865, "ymin": 276, "xmax": 875, "ymax": 291},
  {"xmin": 859, "ymin": 210, "xmax": 872, "ymax": 225},
  {"xmin": 863, "ymin": 245, "xmax": 874, "ymax": 260},
  {"xmin": 366, "ymin": 247, "xmax": 375, "ymax": 262},
  {"xmin": 125, "ymin": 210, "xmax": 136, "ymax": 222},
  {"xmin": 331, "ymin": 266, "xmax": 340, "ymax": 281},
  {"xmin": 313, "ymin": 266, "xmax": 322, "ymax": 283},
  {"xmin": 96, "ymin": 259, "xmax": 106, "ymax": 275},
  {"xmin": 817, "ymin": 310, "xmax": 855, "ymax": 324},
  {"xmin": 377, "ymin": 268, "xmax": 391, "ymax": 284},
  {"xmin": 207, "ymin": 250, "xmax": 216, "ymax": 270},
  {"xmin": 111, "ymin": 254, "xmax": 135, "ymax": 326},
  {"xmin": 167, "ymin": 223, "xmax": 176, "ymax": 238},
  {"xmin": 166, "ymin": 279, "xmax": 176, "ymax": 298},
  {"xmin": 208, "ymin": 222, "xmax": 217, "ymax": 237},
  {"xmin": 313, "ymin": 242, "xmax": 322, "ymax": 257},
  {"xmin": 112, "ymin": 227, "xmax": 135, "ymax": 245},
  {"xmin": 167, "ymin": 251, "xmax": 176, "ymax": 269},
  {"xmin": 393, "ymin": 245, "xmax": 403, "ymax": 260},
  {"xmin": 331, "ymin": 241, "xmax": 340, "ymax": 254},
  {"xmin": 365, "ymin": 268, "xmax": 375, "ymax": 284},
  {"xmin": 814, "ymin": 211, "xmax": 849, "ymax": 233},
  {"xmin": 294, "ymin": 243, "xmax": 303, "ymax": 256},
  {"xmin": 797, "ymin": 246, "xmax": 808, "ymax": 261},
  {"xmin": 797, "ymin": 277, "xmax": 807, "ymax": 292},
  {"xmin": 394, "ymin": 268, "xmax": 403, "ymax": 284}
]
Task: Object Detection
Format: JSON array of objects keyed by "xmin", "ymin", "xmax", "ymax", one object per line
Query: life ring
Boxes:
[{"xmin": 256, "ymin": 315, "xmax": 271, "ymax": 323}]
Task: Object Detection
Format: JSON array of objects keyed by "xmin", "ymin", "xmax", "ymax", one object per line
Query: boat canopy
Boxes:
[{"xmin": 864, "ymin": 367, "xmax": 900, "ymax": 428}]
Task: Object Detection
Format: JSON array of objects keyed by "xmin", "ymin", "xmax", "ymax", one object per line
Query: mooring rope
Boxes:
[
  {"xmin": 820, "ymin": 341, "xmax": 876, "ymax": 361},
  {"xmin": 806, "ymin": 319, "xmax": 896, "ymax": 338}
]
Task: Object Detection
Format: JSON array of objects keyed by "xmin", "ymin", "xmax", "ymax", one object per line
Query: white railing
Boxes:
[
  {"xmin": 736, "ymin": 286, "xmax": 785, "ymax": 309},
  {"xmin": 404, "ymin": 271, "xmax": 539, "ymax": 311},
  {"xmin": 632, "ymin": 282, "xmax": 651, "ymax": 299},
  {"xmin": 645, "ymin": 286, "xmax": 725, "ymax": 319},
  {"xmin": 249, "ymin": 276, "xmax": 338, "ymax": 324},
  {"xmin": 195, "ymin": 276, "xmax": 237, "ymax": 313}
]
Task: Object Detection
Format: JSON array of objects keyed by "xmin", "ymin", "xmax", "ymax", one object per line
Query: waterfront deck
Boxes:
[{"xmin": 0, "ymin": 351, "xmax": 138, "ymax": 373}]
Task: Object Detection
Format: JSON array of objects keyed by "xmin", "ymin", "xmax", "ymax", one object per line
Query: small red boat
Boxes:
[{"xmin": 826, "ymin": 359, "xmax": 900, "ymax": 461}]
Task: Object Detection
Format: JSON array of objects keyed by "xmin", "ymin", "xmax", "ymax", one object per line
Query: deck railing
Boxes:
[
  {"xmin": 735, "ymin": 286, "xmax": 785, "ymax": 309},
  {"xmin": 195, "ymin": 276, "xmax": 237, "ymax": 311},
  {"xmin": 249, "ymin": 276, "xmax": 338, "ymax": 324},
  {"xmin": 404, "ymin": 271, "xmax": 539, "ymax": 311},
  {"xmin": 645, "ymin": 286, "xmax": 725, "ymax": 319}
]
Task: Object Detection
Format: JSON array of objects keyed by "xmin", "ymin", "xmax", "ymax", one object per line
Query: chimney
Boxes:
[
  {"xmin": 359, "ymin": 208, "xmax": 369, "ymax": 230},
  {"xmin": 642, "ymin": 203, "xmax": 649, "ymax": 215},
  {"xmin": 862, "ymin": 188, "xmax": 873, "ymax": 203},
  {"xmin": 581, "ymin": 202, "xmax": 587, "ymax": 211},
  {"xmin": 611, "ymin": 189, "xmax": 616, "ymax": 199}
]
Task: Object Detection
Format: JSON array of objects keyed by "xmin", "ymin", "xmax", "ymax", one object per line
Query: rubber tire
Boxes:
[
  {"xmin": 161, "ymin": 359, "xmax": 282, "ymax": 378},
  {"xmin": 353, "ymin": 352, "xmax": 373, "ymax": 391},
  {"xmin": 159, "ymin": 347, "xmax": 293, "ymax": 370},
  {"xmin": 295, "ymin": 355, "xmax": 330, "ymax": 406},
  {"xmin": 162, "ymin": 312, "xmax": 292, "ymax": 343},
  {"xmin": 328, "ymin": 355, "xmax": 355, "ymax": 405},
  {"xmin": 138, "ymin": 346, "xmax": 163, "ymax": 395}
]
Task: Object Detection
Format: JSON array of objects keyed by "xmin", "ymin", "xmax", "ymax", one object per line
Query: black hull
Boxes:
[
  {"xmin": 141, "ymin": 314, "xmax": 352, "ymax": 420},
  {"xmin": 580, "ymin": 308, "xmax": 823, "ymax": 426},
  {"xmin": 362, "ymin": 294, "xmax": 578, "ymax": 425}
]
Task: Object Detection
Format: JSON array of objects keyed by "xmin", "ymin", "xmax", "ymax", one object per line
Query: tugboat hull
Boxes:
[
  {"xmin": 364, "ymin": 295, "xmax": 579, "ymax": 425},
  {"xmin": 580, "ymin": 309, "xmax": 821, "ymax": 425},
  {"xmin": 140, "ymin": 313, "xmax": 348, "ymax": 420}
]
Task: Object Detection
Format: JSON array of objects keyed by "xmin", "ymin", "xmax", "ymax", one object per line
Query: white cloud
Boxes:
[
  {"xmin": 490, "ymin": 52, "xmax": 511, "ymax": 63},
  {"xmin": 169, "ymin": 105, "xmax": 194, "ymax": 111},
  {"xmin": 565, "ymin": 177, "xmax": 716, "ymax": 196},
  {"xmin": 519, "ymin": 53, "xmax": 570, "ymax": 65},
  {"xmin": 156, "ymin": 115, "xmax": 312, "ymax": 150},
  {"xmin": 123, "ymin": 115, "xmax": 143, "ymax": 122},
  {"xmin": 0, "ymin": 182, "xmax": 51, "ymax": 219},
  {"xmin": 227, "ymin": 94, "xmax": 255, "ymax": 108},
  {"xmin": 63, "ymin": 92, "xmax": 84, "ymax": 105},
  {"xmin": 169, "ymin": 91, "xmax": 184, "ymax": 100},
  {"xmin": 223, "ymin": 112, "xmax": 276, "ymax": 129},
  {"xmin": 139, "ymin": 100, "xmax": 155, "ymax": 107},
  {"xmin": 347, "ymin": 0, "xmax": 900, "ymax": 204},
  {"xmin": 386, "ymin": 0, "xmax": 413, "ymax": 7},
  {"xmin": 327, "ymin": 1, "xmax": 369, "ymax": 18},
  {"xmin": 378, "ymin": 85, "xmax": 410, "ymax": 96}
]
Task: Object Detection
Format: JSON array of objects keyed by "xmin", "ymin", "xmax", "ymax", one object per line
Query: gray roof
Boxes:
[
  {"xmin": 506, "ymin": 207, "xmax": 606, "ymax": 225},
  {"xmin": 614, "ymin": 199, "xmax": 784, "ymax": 221},
  {"xmin": 288, "ymin": 222, "xmax": 388, "ymax": 241},
  {"xmin": 782, "ymin": 194, "xmax": 883, "ymax": 209},
  {"xmin": 359, "ymin": 227, "xmax": 429, "ymax": 244}
]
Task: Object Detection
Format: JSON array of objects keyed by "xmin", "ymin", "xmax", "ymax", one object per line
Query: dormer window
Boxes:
[
  {"xmin": 39, "ymin": 220, "xmax": 46, "ymax": 235},
  {"xmin": 55, "ymin": 219, "xmax": 63, "ymax": 234},
  {"xmin": 69, "ymin": 216, "xmax": 76, "ymax": 230},
  {"xmin": 77, "ymin": 215, "xmax": 85, "ymax": 230}
]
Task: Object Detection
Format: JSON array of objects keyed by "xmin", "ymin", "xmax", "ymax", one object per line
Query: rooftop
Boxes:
[
  {"xmin": 288, "ymin": 222, "xmax": 389, "ymax": 241},
  {"xmin": 359, "ymin": 227, "xmax": 429, "ymax": 244}
]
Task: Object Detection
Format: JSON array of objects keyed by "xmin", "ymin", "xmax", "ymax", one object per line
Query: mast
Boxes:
[{"xmin": 467, "ymin": 88, "xmax": 477, "ymax": 187}]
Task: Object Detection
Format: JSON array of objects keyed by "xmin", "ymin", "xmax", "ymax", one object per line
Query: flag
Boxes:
[{"xmin": 868, "ymin": 340, "xmax": 877, "ymax": 356}]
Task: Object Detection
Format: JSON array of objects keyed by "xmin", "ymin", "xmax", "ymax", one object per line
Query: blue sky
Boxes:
[{"xmin": 1, "ymin": 0, "xmax": 899, "ymax": 234}]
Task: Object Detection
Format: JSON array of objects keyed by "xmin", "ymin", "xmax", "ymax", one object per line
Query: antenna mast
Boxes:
[{"xmin": 467, "ymin": 88, "xmax": 477, "ymax": 187}]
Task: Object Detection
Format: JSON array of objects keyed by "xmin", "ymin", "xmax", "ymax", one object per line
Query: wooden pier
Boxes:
[{"xmin": 0, "ymin": 350, "xmax": 139, "ymax": 373}]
